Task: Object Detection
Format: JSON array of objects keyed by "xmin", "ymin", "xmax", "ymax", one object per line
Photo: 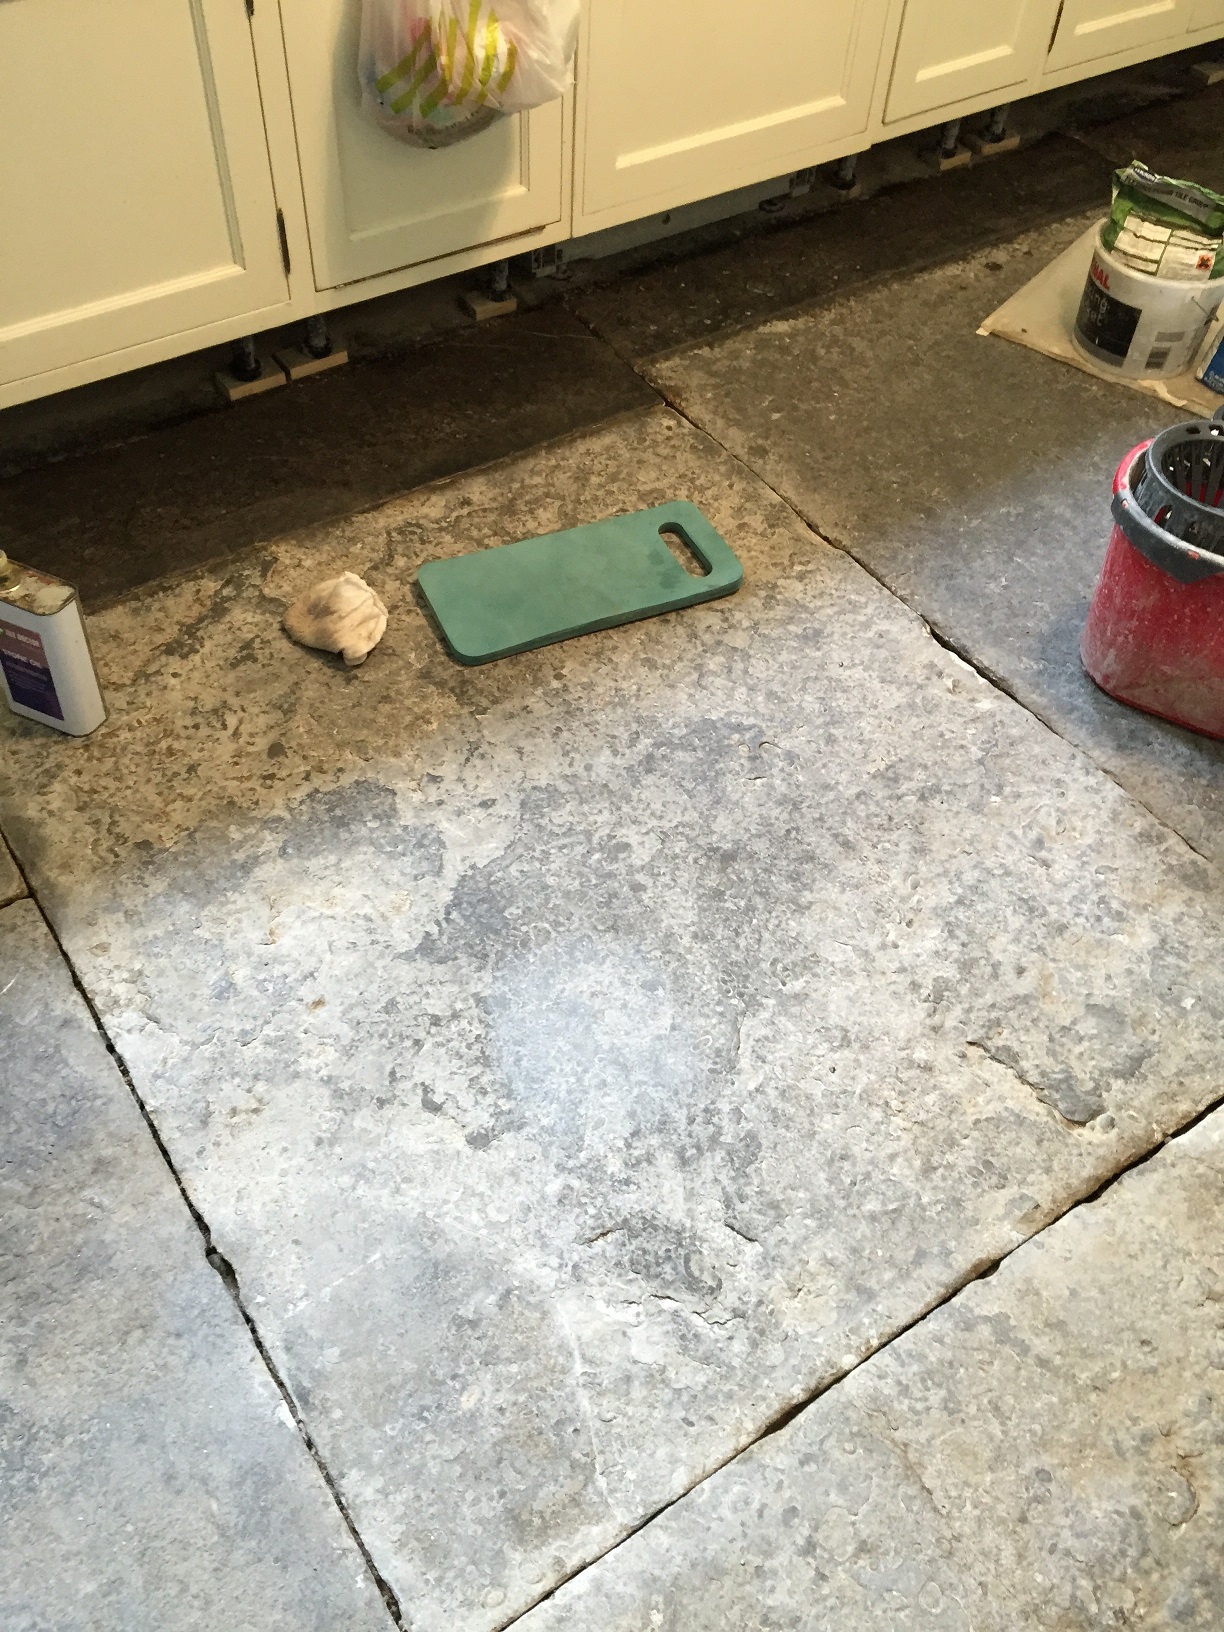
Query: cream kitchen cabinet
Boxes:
[
  {"xmin": 1046, "ymin": 0, "xmax": 1188, "ymax": 72},
  {"xmin": 884, "ymin": 0, "xmax": 1059, "ymax": 123},
  {"xmin": 0, "ymin": 0, "xmax": 290, "ymax": 409},
  {"xmin": 575, "ymin": 0, "xmax": 894, "ymax": 233},
  {"xmin": 7, "ymin": 0, "xmax": 1224, "ymax": 413},
  {"xmin": 279, "ymin": 0, "xmax": 569, "ymax": 290}
]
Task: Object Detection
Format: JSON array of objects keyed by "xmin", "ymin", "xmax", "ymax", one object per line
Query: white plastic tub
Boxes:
[{"xmin": 1073, "ymin": 231, "xmax": 1224, "ymax": 381}]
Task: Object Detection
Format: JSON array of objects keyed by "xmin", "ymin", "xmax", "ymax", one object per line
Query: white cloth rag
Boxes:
[{"xmin": 283, "ymin": 572, "xmax": 388, "ymax": 667}]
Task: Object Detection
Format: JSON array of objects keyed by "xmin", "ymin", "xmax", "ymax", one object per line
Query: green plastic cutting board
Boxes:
[{"xmin": 417, "ymin": 502, "xmax": 743, "ymax": 665}]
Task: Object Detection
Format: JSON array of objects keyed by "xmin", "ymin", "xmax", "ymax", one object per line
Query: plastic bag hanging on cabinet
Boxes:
[{"xmin": 359, "ymin": 0, "xmax": 579, "ymax": 148}]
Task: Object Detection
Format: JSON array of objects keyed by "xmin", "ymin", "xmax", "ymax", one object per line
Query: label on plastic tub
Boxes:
[
  {"xmin": 1076, "ymin": 254, "xmax": 1142, "ymax": 359},
  {"xmin": 0, "ymin": 617, "xmax": 65, "ymax": 721}
]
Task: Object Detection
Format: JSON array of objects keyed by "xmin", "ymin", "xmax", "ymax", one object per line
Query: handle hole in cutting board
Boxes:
[{"xmin": 659, "ymin": 523, "xmax": 711, "ymax": 578}]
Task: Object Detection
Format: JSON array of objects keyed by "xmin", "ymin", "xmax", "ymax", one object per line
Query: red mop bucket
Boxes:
[{"xmin": 1082, "ymin": 408, "xmax": 1224, "ymax": 739}]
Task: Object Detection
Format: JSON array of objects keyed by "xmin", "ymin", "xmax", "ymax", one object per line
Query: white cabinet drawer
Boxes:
[
  {"xmin": 885, "ymin": 0, "xmax": 1058, "ymax": 122},
  {"xmin": 1046, "ymin": 0, "xmax": 1188, "ymax": 71},
  {"xmin": 577, "ymin": 0, "xmax": 891, "ymax": 231}
]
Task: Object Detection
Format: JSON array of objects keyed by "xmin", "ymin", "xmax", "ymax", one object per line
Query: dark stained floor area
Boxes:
[{"xmin": 6, "ymin": 74, "xmax": 1221, "ymax": 612}]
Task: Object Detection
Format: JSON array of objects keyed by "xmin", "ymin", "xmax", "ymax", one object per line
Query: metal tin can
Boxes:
[{"xmin": 0, "ymin": 555, "xmax": 106, "ymax": 737}]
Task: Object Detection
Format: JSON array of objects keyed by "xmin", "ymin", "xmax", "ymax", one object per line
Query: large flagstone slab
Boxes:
[
  {"xmin": 649, "ymin": 217, "xmax": 1224, "ymax": 866},
  {"xmin": 519, "ymin": 1106, "xmax": 1224, "ymax": 1631},
  {"xmin": 0, "ymin": 899, "xmax": 392, "ymax": 1632},
  {"xmin": 1, "ymin": 410, "xmax": 1222, "ymax": 1629}
]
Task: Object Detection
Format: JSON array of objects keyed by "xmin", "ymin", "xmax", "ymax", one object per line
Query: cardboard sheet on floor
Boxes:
[
  {"xmin": 417, "ymin": 501, "xmax": 743, "ymax": 665},
  {"xmin": 978, "ymin": 221, "xmax": 1224, "ymax": 416}
]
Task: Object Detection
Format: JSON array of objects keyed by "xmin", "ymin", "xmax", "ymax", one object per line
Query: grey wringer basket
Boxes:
[{"xmin": 1116, "ymin": 404, "xmax": 1224, "ymax": 582}]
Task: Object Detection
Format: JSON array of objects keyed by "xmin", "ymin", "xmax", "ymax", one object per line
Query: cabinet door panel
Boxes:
[
  {"xmin": 579, "ymin": 0, "xmax": 891, "ymax": 228},
  {"xmin": 1046, "ymin": 0, "xmax": 1187, "ymax": 70},
  {"xmin": 886, "ymin": 0, "xmax": 1055, "ymax": 122},
  {"xmin": 0, "ymin": 0, "xmax": 286, "ymax": 391},
  {"xmin": 1189, "ymin": 0, "xmax": 1224, "ymax": 30},
  {"xmin": 280, "ymin": 0, "xmax": 565, "ymax": 289}
]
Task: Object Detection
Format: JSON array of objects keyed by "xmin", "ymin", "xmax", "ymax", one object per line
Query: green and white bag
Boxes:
[
  {"xmin": 1102, "ymin": 160, "xmax": 1224, "ymax": 283},
  {"xmin": 360, "ymin": 0, "xmax": 579, "ymax": 148}
]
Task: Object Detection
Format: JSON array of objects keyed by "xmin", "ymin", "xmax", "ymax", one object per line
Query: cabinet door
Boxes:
[
  {"xmin": 885, "ymin": 0, "xmax": 1057, "ymax": 122},
  {"xmin": 280, "ymin": 0, "xmax": 566, "ymax": 290},
  {"xmin": 1189, "ymin": 0, "xmax": 1224, "ymax": 30},
  {"xmin": 1046, "ymin": 0, "xmax": 1187, "ymax": 70},
  {"xmin": 578, "ymin": 0, "xmax": 892, "ymax": 230},
  {"xmin": 0, "ymin": 0, "xmax": 287, "ymax": 394}
]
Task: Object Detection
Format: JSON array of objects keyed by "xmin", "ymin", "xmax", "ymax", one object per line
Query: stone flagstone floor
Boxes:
[{"xmin": 4, "ymin": 173, "xmax": 1224, "ymax": 1630}]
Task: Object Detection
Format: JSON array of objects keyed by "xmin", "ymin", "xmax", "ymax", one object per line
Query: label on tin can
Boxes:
[{"xmin": 0, "ymin": 617, "xmax": 65, "ymax": 721}]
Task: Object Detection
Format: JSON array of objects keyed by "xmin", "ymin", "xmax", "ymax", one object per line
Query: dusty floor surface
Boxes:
[{"xmin": 3, "ymin": 84, "xmax": 1224, "ymax": 1632}]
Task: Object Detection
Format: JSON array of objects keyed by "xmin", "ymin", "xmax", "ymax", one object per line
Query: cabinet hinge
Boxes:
[
  {"xmin": 1048, "ymin": 0, "xmax": 1066, "ymax": 53},
  {"xmin": 276, "ymin": 208, "xmax": 291, "ymax": 276},
  {"xmin": 245, "ymin": 0, "xmax": 255, "ymax": 17}
]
